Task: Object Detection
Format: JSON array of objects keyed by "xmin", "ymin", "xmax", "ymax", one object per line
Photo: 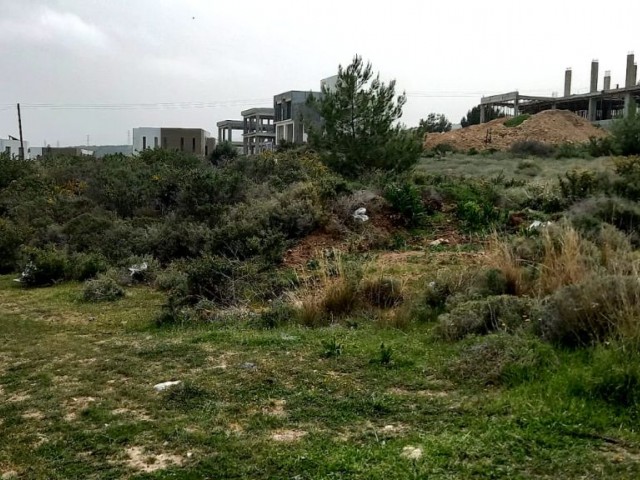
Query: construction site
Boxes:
[{"xmin": 425, "ymin": 52, "xmax": 640, "ymax": 152}]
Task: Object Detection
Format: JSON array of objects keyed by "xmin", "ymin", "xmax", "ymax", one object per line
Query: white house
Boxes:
[{"xmin": 0, "ymin": 138, "xmax": 30, "ymax": 159}]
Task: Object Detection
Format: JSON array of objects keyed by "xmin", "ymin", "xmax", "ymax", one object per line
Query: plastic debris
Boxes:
[
  {"xmin": 128, "ymin": 262, "xmax": 148, "ymax": 277},
  {"xmin": 430, "ymin": 238, "xmax": 450, "ymax": 246},
  {"xmin": 528, "ymin": 220, "xmax": 552, "ymax": 230},
  {"xmin": 352, "ymin": 207, "xmax": 369, "ymax": 222},
  {"xmin": 153, "ymin": 380, "xmax": 181, "ymax": 392}
]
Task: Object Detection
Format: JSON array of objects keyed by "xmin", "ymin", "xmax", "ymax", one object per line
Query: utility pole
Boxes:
[{"xmin": 17, "ymin": 103, "xmax": 24, "ymax": 161}]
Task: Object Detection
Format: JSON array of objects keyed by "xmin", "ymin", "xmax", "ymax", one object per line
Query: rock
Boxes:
[
  {"xmin": 240, "ymin": 362, "xmax": 257, "ymax": 370},
  {"xmin": 153, "ymin": 380, "xmax": 181, "ymax": 392}
]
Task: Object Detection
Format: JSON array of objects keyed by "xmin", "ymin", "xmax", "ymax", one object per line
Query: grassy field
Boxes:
[
  {"xmin": 417, "ymin": 153, "xmax": 613, "ymax": 182},
  {"xmin": 2, "ymin": 249, "xmax": 640, "ymax": 479}
]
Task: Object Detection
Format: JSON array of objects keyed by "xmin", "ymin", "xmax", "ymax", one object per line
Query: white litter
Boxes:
[
  {"xmin": 430, "ymin": 238, "xmax": 449, "ymax": 246},
  {"xmin": 528, "ymin": 220, "xmax": 552, "ymax": 231},
  {"xmin": 353, "ymin": 207, "xmax": 369, "ymax": 222},
  {"xmin": 153, "ymin": 380, "xmax": 181, "ymax": 392},
  {"xmin": 128, "ymin": 262, "xmax": 148, "ymax": 277}
]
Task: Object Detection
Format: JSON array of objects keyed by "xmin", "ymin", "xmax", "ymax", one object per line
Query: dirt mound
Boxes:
[{"xmin": 424, "ymin": 110, "xmax": 609, "ymax": 152}]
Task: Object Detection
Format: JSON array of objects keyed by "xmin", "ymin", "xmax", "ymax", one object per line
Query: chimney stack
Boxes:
[
  {"xmin": 604, "ymin": 70, "xmax": 611, "ymax": 90},
  {"xmin": 626, "ymin": 53, "xmax": 635, "ymax": 87}
]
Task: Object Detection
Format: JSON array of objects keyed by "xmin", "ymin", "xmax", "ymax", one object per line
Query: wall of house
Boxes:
[
  {"xmin": 0, "ymin": 139, "xmax": 30, "ymax": 159},
  {"xmin": 132, "ymin": 128, "xmax": 161, "ymax": 154}
]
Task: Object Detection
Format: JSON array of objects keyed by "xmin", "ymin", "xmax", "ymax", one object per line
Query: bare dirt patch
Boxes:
[
  {"xmin": 111, "ymin": 408, "xmax": 153, "ymax": 422},
  {"xmin": 284, "ymin": 231, "xmax": 344, "ymax": 268},
  {"xmin": 22, "ymin": 410, "xmax": 45, "ymax": 421},
  {"xmin": 64, "ymin": 396, "xmax": 96, "ymax": 421},
  {"xmin": 600, "ymin": 444, "xmax": 640, "ymax": 464},
  {"xmin": 122, "ymin": 446, "xmax": 184, "ymax": 473},
  {"xmin": 7, "ymin": 392, "xmax": 31, "ymax": 403},
  {"xmin": 270, "ymin": 429, "xmax": 308, "ymax": 443},
  {"xmin": 387, "ymin": 387, "xmax": 450, "ymax": 398}
]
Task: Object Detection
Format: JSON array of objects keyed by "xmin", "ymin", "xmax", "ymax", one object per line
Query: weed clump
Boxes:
[
  {"xmin": 82, "ymin": 275, "xmax": 125, "ymax": 302},
  {"xmin": 510, "ymin": 140, "xmax": 554, "ymax": 157},
  {"xmin": 536, "ymin": 275, "xmax": 640, "ymax": 347},
  {"xmin": 437, "ymin": 295, "xmax": 533, "ymax": 341},
  {"xmin": 361, "ymin": 277, "xmax": 404, "ymax": 308},
  {"xmin": 19, "ymin": 247, "xmax": 69, "ymax": 287}
]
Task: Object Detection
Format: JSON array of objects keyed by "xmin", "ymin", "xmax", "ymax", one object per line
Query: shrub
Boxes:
[
  {"xmin": 587, "ymin": 136, "xmax": 614, "ymax": 157},
  {"xmin": 448, "ymin": 333, "xmax": 557, "ymax": 386},
  {"xmin": 257, "ymin": 301, "xmax": 297, "ymax": 329},
  {"xmin": 320, "ymin": 337, "xmax": 343, "ymax": 358},
  {"xmin": 555, "ymin": 142, "xmax": 588, "ymax": 159},
  {"xmin": 536, "ymin": 275, "xmax": 640, "ymax": 347},
  {"xmin": 611, "ymin": 107, "xmax": 640, "ymax": 156},
  {"xmin": 82, "ymin": 275, "xmax": 125, "ymax": 302},
  {"xmin": 322, "ymin": 279, "xmax": 359, "ymax": 317},
  {"xmin": 510, "ymin": 140, "xmax": 554, "ymax": 157},
  {"xmin": 19, "ymin": 247, "xmax": 69, "ymax": 287},
  {"xmin": 69, "ymin": 252, "xmax": 109, "ymax": 281},
  {"xmin": 361, "ymin": 277, "xmax": 404, "ymax": 308},
  {"xmin": 383, "ymin": 182, "xmax": 427, "ymax": 227},
  {"xmin": 558, "ymin": 169, "xmax": 601, "ymax": 201},
  {"xmin": 503, "ymin": 114, "xmax": 531, "ymax": 128},
  {"xmin": 0, "ymin": 219, "xmax": 25, "ymax": 273},
  {"xmin": 123, "ymin": 255, "xmax": 160, "ymax": 284},
  {"xmin": 570, "ymin": 196, "xmax": 640, "ymax": 237},
  {"xmin": 154, "ymin": 263, "xmax": 188, "ymax": 295},
  {"xmin": 515, "ymin": 159, "xmax": 542, "ymax": 177},
  {"xmin": 437, "ymin": 295, "xmax": 533, "ymax": 341},
  {"xmin": 456, "ymin": 199, "xmax": 508, "ymax": 232}
]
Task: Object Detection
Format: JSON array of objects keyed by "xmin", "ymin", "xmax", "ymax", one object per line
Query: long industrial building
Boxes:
[{"xmin": 479, "ymin": 53, "xmax": 640, "ymax": 126}]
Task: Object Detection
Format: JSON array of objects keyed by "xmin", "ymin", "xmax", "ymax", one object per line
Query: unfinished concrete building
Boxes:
[
  {"xmin": 241, "ymin": 108, "xmax": 275, "ymax": 155},
  {"xmin": 132, "ymin": 127, "xmax": 215, "ymax": 159},
  {"xmin": 273, "ymin": 91, "xmax": 322, "ymax": 146},
  {"xmin": 216, "ymin": 120, "xmax": 244, "ymax": 153},
  {"xmin": 479, "ymin": 53, "xmax": 640, "ymax": 126}
]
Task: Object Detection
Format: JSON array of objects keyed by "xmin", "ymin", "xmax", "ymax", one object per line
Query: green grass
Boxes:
[
  {"xmin": 417, "ymin": 153, "xmax": 614, "ymax": 182},
  {"xmin": 503, "ymin": 114, "xmax": 531, "ymax": 128},
  {"xmin": 2, "ymin": 275, "xmax": 640, "ymax": 478}
]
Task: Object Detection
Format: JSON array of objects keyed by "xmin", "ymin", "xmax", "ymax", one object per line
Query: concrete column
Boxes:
[
  {"xmin": 588, "ymin": 98, "xmax": 598, "ymax": 121},
  {"xmin": 564, "ymin": 68, "xmax": 572, "ymax": 97},
  {"xmin": 624, "ymin": 94, "xmax": 634, "ymax": 118},
  {"xmin": 626, "ymin": 53, "xmax": 635, "ymax": 87},
  {"xmin": 635, "ymin": 64, "xmax": 638, "ymax": 85},
  {"xmin": 228, "ymin": 128, "xmax": 232, "ymax": 142},
  {"xmin": 255, "ymin": 115, "xmax": 260, "ymax": 133},
  {"xmin": 479, "ymin": 104, "xmax": 486, "ymax": 124},
  {"xmin": 590, "ymin": 60, "xmax": 599, "ymax": 93},
  {"xmin": 513, "ymin": 95, "xmax": 520, "ymax": 117},
  {"xmin": 604, "ymin": 70, "xmax": 611, "ymax": 91}
]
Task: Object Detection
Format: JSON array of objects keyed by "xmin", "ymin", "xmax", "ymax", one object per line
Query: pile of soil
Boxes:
[{"xmin": 424, "ymin": 110, "xmax": 609, "ymax": 152}]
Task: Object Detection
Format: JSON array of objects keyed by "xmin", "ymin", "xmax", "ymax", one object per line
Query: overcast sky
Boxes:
[{"xmin": 1, "ymin": 0, "xmax": 639, "ymax": 146}]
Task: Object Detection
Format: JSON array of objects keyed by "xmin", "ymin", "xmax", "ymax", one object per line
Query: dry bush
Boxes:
[
  {"xmin": 374, "ymin": 308, "xmax": 412, "ymax": 330},
  {"xmin": 485, "ymin": 223, "xmax": 635, "ymax": 297},
  {"xmin": 361, "ymin": 276, "xmax": 404, "ymax": 308},
  {"xmin": 537, "ymin": 275, "xmax": 640, "ymax": 347}
]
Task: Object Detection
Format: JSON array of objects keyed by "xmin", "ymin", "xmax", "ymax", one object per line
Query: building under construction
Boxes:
[{"xmin": 480, "ymin": 53, "xmax": 640, "ymax": 125}]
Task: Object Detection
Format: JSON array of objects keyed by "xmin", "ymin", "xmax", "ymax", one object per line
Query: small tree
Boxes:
[
  {"xmin": 417, "ymin": 113, "xmax": 452, "ymax": 135},
  {"xmin": 461, "ymin": 105, "xmax": 504, "ymax": 127},
  {"xmin": 210, "ymin": 141, "xmax": 239, "ymax": 165},
  {"xmin": 308, "ymin": 55, "xmax": 422, "ymax": 178},
  {"xmin": 612, "ymin": 101, "xmax": 640, "ymax": 156}
]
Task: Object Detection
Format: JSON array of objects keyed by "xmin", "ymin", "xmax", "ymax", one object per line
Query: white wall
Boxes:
[
  {"xmin": 132, "ymin": 127, "xmax": 161, "ymax": 154},
  {"xmin": 0, "ymin": 139, "xmax": 30, "ymax": 159}
]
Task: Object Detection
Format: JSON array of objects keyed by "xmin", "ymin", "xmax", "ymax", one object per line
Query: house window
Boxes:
[
  {"xmin": 154, "ymin": 137, "xmax": 159, "ymax": 148},
  {"xmin": 180, "ymin": 137, "xmax": 184, "ymax": 151},
  {"xmin": 142, "ymin": 136, "xmax": 147, "ymax": 150},
  {"xmin": 163, "ymin": 137, "xmax": 167, "ymax": 148},
  {"xmin": 5, "ymin": 146, "xmax": 10, "ymax": 155},
  {"xmin": 205, "ymin": 145, "xmax": 208, "ymax": 156},
  {"xmin": 192, "ymin": 137, "xmax": 196, "ymax": 153}
]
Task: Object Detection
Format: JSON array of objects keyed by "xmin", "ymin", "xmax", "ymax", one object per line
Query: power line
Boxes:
[{"xmin": 0, "ymin": 98, "xmax": 272, "ymax": 111}]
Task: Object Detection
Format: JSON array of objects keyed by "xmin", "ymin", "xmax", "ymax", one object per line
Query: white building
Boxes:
[
  {"xmin": 132, "ymin": 127, "xmax": 161, "ymax": 154},
  {"xmin": 0, "ymin": 138, "xmax": 30, "ymax": 159}
]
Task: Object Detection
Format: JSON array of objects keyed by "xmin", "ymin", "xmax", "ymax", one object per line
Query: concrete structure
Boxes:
[
  {"xmin": 480, "ymin": 53, "xmax": 640, "ymax": 124},
  {"xmin": 273, "ymin": 90, "xmax": 322, "ymax": 146},
  {"xmin": 320, "ymin": 75, "xmax": 339, "ymax": 93},
  {"xmin": 216, "ymin": 120, "xmax": 244, "ymax": 152},
  {"xmin": 241, "ymin": 108, "xmax": 275, "ymax": 155},
  {"xmin": 0, "ymin": 138, "xmax": 29, "ymax": 159},
  {"xmin": 133, "ymin": 127, "xmax": 214, "ymax": 158}
]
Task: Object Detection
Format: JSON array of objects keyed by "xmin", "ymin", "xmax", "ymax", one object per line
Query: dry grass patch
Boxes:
[
  {"xmin": 270, "ymin": 429, "xmax": 308, "ymax": 443},
  {"xmin": 121, "ymin": 446, "xmax": 184, "ymax": 473}
]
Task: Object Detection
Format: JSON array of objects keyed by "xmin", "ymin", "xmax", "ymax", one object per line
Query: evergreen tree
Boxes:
[
  {"xmin": 307, "ymin": 55, "xmax": 422, "ymax": 178},
  {"xmin": 417, "ymin": 113, "xmax": 452, "ymax": 135},
  {"xmin": 460, "ymin": 105, "xmax": 504, "ymax": 127}
]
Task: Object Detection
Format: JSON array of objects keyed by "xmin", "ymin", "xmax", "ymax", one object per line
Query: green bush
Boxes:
[
  {"xmin": 19, "ymin": 247, "xmax": 69, "ymax": 287},
  {"xmin": 558, "ymin": 169, "xmax": 601, "ymax": 201},
  {"xmin": 611, "ymin": 107, "xmax": 640, "ymax": 156},
  {"xmin": 69, "ymin": 252, "xmax": 109, "ymax": 281},
  {"xmin": 0, "ymin": 219, "xmax": 25, "ymax": 273},
  {"xmin": 383, "ymin": 182, "xmax": 427, "ymax": 227},
  {"xmin": 437, "ymin": 295, "xmax": 533, "ymax": 341},
  {"xmin": 554, "ymin": 142, "xmax": 589, "ymax": 159},
  {"xmin": 82, "ymin": 275, "xmax": 125, "ymax": 302},
  {"xmin": 587, "ymin": 136, "xmax": 614, "ymax": 157}
]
